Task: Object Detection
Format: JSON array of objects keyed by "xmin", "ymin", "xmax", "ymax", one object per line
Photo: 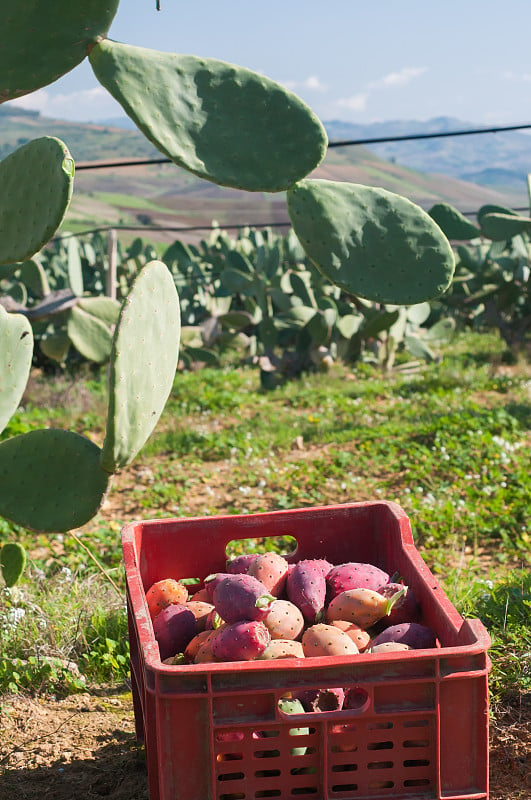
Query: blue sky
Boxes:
[{"xmin": 8, "ymin": 0, "xmax": 531, "ymax": 126}]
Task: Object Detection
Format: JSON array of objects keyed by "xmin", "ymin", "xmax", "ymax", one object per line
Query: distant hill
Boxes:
[
  {"xmin": 325, "ymin": 116, "xmax": 531, "ymax": 196},
  {"xmin": 1, "ymin": 107, "xmax": 528, "ymax": 243}
]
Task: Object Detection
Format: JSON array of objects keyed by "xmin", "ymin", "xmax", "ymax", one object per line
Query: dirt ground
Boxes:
[{"xmin": 0, "ymin": 691, "xmax": 529, "ymax": 800}]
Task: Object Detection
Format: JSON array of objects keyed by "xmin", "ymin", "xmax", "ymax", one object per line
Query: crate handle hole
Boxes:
[{"xmin": 225, "ymin": 536, "xmax": 297, "ymax": 561}]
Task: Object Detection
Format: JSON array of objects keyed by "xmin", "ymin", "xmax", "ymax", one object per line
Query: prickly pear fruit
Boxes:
[
  {"xmin": 145, "ymin": 578, "xmax": 189, "ymax": 621},
  {"xmin": 326, "ymin": 562, "xmax": 390, "ymax": 601},
  {"xmin": 378, "ymin": 583, "xmax": 421, "ymax": 627},
  {"xmin": 263, "ymin": 599, "xmax": 305, "ymax": 640},
  {"xmin": 186, "ymin": 600, "xmax": 215, "ymax": 632},
  {"xmin": 194, "ymin": 636, "xmax": 222, "ymax": 664},
  {"xmin": 330, "ymin": 620, "xmax": 371, "ymax": 652},
  {"xmin": 326, "ymin": 587, "xmax": 403, "ymax": 629},
  {"xmin": 286, "ymin": 559, "xmax": 331, "ymax": 623},
  {"xmin": 152, "ymin": 603, "xmax": 196, "ymax": 661},
  {"xmin": 203, "ymin": 572, "xmax": 232, "ymax": 601},
  {"xmin": 302, "ymin": 623, "xmax": 359, "ymax": 657},
  {"xmin": 226, "ymin": 553, "xmax": 259, "ymax": 574},
  {"xmin": 185, "ymin": 629, "xmax": 216, "ymax": 662},
  {"xmin": 247, "ymin": 552, "xmax": 289, "ymax": 597},
  {"xmin": 211, "ymin": 620, "xmax": 271, "ymax": 661},
  {"xmin": 370, "ymin": 641, "xmax": 411, "ymax": 654},
  {"xmin": 370, "ymin": 622, "xmax": 437, "ymax": 650},
  {"xmin": 259, "ymin": 639, "xmax": 305, "ymax": 659},
  {"xmin": 205, "ymin": 608, "xmax": 224, "ymax": 630},
  {"xmin": 213, "ymin": 574, "xmax": 274, "ymax": 623},
  {"xmin": 190, "ymin": 587, "xmax": 211, "ymax": 603},
  {"xmin": 312, "ymin": 688, "xmax": 345, "ymax": 712}
]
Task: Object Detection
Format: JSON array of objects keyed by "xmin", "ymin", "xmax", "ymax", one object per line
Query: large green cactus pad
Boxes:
[
  {"xmin": 0, "ymin": 306, "xmax": 33, "ymax": 434},
  {"xmin": 287, "ymin": 180, "xmax": 455, "ymax": 305},
  {"xmin": 0, "ymin": 430, "xmax": 109, "ymax": 532},
  {"xmin": 89, "ymin": 40, "xmax": 327, "ymax": 192},
  {"xmin": 0, "ymin": 138, "xmax": 74, "ymax": 265},
  {"xmin": 479, "ymin": 212, "xmax": 531, "ymax": 241},
  {"xmin": 101, "ymin": 260, "xmax": 181, "ymax": 473},
  {"xmin": 67, "ymin": 305, "xmax": 114, "ymax": 363},
  {"xmin": 1, "ymin": 1, "xmax": 119, "ymax": 102}
]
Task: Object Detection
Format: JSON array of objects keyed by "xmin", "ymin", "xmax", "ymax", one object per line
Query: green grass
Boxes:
[{"xmin": 0, "ymin": 331, "xmax": 529, "ymax": 701}]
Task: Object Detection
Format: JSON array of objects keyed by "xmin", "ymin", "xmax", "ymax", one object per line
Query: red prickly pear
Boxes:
[
  {"xmin": 226, "ymin": 553, "xmax": 260, "ymax": 574},
  {"xmin": 145, "ymin": 578, "xmax": 189, "ymax": 621},
  {"xmin": 205, "ymin": 608, "xmax": 224, "ymax": 630},
  {"xmin": 286, "ymin": 559, "xmax": 330, "ymax": 623},
  {"xmin": 370, "ymin": 641, "xmax": 411, "ymax": 654},
  {"xmin": 263, "ymin": 599, "xmax": 305, "ymax": 640},
  {"xmin": 370, "ymin": 622, "xmax": 437, "ymax": 650},
  {"xmin": 248, "ymin": 551, "xmax": 289, "ymax": 597},
  {"xmin": 211, "ymin": 620, "xmax": 271, "ymax": 661},
  {"xmin": 326, "ymin": 586, "xmax": 404, "ymax": 629},
  {"xmin": 378, "ymin": 582, "xmax": 421, "ymax": 627},
  {"xmin": 213, "ymin": 574, "xmax": 274, "ymax": 623},
  {"xmin": 302, "ymin": 623, "xmax": 359, "ymax": 657},
  {"xmin": 292, "ymin": 689, "xmax": 319, "ymax": 710},
  {"xmin": 186, "ymin": 600, "xmax": 215, "ymax": 632},
  {"xmin": 152, "ymin": 603, "xmax": 196, "ymax": 661},
  {"xmin": 330, "ymin": 620, "xmax": 371, "ymax": 652},
  {"xmin": 259, "ymin": 639, "xmax": 305, "ymax": 659},
  {"xmin": 326, "ymin": 562, "xmax": 389, "ymax": 601}
]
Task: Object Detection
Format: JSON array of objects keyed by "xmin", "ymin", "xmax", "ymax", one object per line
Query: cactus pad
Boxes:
[
  {"xmin": 0, "ymin": 138, "xmax": 74, "ymax": 265},
  {"xmin": 479, "ymin": 212, "xmax": 531, "ymax": 241},
  {"xmin": 100, "ymin": 261, "xmax": 181, "ymax": 473},
  {"xmin": 89, "ymin": 40, "xmax": 327, "ymax": 192},
  {"xmin": 0, "ymin": 306, "xmax": 33, "ymax": 434},
  {"xmin": 1, "ymin": 1, "xmax": 119, "ymax": 102},
  {"xmin": 67, "ymin": 305, "xmax": 114, "ymax": 363},
  {"xmin": 428, "ymin": 203, "xmax": 481, "ymax": 241},
  {"xmin": 0, "ymin": 429, "xmax": 109, "ymax": 532},
  {"xmin": 287, "ymin": 180, "xmax": 455, "ymax": 305},
  {"xmin": 1, "ymin": 542, "xmax": 27, "ymax": 587}
]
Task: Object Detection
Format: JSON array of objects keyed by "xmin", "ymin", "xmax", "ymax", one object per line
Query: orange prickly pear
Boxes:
[
  {"xmin": 259, "ymin": 639, "xmax": 305, "ymax": 659},
  {"xmin": 145, "ymin": 578, "xmax": 189, "ymax": 621},
  {"xmin": 248, "ymin": 551, "xmax": 289, "ymax": 597},
  {"xmin": 263, "ymin": 599, "xmax": 305, "ymax": 640},
  {"xmin": 330, "ymin": 620, "xmax": 371, "ymax": 652},
  {"xmin": 186, "ymin": 600, "xmax": 215, "ymax": 632},
  {"xmin": 370, "ymin": 641, "xmax": 411, "ymax": 654},
  {"xmin": 302, "ymin": 623, "xmax": 359, "ymax": 657},
  {"xmin": 185, "ymin": 629, "xmax": 216, "ymax": 662},
  {"xmin": 326, "ymin": 586, "xmax": 405, "ymax": 629}
]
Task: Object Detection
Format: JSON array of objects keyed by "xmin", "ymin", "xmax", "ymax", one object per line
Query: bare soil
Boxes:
[{"xmin": 0, "ymin": 691, "xmax": 529, "ymax": 799}]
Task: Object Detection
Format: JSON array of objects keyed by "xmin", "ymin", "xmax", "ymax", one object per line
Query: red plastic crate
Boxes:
[{"xmin": 122, "ymin": 501, "xmax": 491, "ymax": 800}]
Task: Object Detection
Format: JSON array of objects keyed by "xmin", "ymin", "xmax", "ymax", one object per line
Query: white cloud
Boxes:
[
  {"xmin": 369, "ymin": 66, "xmax": 427, "ymax": 90},
  {"xmin": 7, "ymin": 86, "xmax": 125, "ymax": 121},
  {"xmin": 282, "ymin": 75, "xmax": 328, "ymax": 92},
  {"xmin": 336, "ymin": 93, "xmax": 368, "ymax": 112}
]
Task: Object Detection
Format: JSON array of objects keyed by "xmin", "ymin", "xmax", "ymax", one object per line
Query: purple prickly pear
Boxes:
[
  {"xmin": 370, "ymin": 622, "xmax": 437, "ymax": 650},
  {"xmin": 212, "ymin": 620, "xmax": 271, "ymax": 661},
  {"xmin": 302, "ymin": 623, "xmax": 359, "ymax": 657},
  {"xmin": 326, "ymin": 562, "xmax": 390, "ymax": 601},
  {"xmin": 263, "ymin": 599, "xmax": 305, "ymax": 640},
  {"xmin": 213, "ymin": 574, "xmax": 274, "ymax": 623},
  {"xmin": 152, "ymin": 603, "xmax": 196, "ymax": 661},
  {"xmin": 248, "ymin": 551, "xmax": 289, "ymax": 597},
  {"xmin": 203, "ymin": 572, "xmax": 232, "ymax": 601},
  {"xmin": 295, "ymin": 688, "xmax": 345, "ymax": 712},
  {"xmin": 378, "ymin": 582, "xmax": 421, "ymax": 627},
  {"xmin": 226, "ymin": 553, "xmax": 260, "ymax": 574},
  {"xmin": 286, "ymin": 559, "xmax": 331, "ymax": 623},
  {"xmin": 186, "ymin": 600, "xmax": 215, "ymax": 632}
]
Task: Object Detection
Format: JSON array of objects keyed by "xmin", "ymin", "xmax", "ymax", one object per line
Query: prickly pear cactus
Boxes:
[
  {"xmin": 101, "ymin": 260, "xmax": 181, "ymax": 472},
  {"xmin": 287, "ymin": 180, "xmax": 455, "ymax": 305},
  {"xmin": 1, "ymin": 1, "xmax": 119, "ymax": 102},
  {"xmin": 89, "ymin": 40, "xmax": 327, "ymax": 192},
  {"xmin": 0, "ymin": 137, "xmax": 74, "ymax": 265},
  {"xmin": 0, "ymin": 306, "xmax": 33, "ymax": 434},
  {"xmin": 0, "ymin": 429, "xmax": 110, "ymax": 532},
  {"xmin": 0, "ymin": 542, "xmax": 27, "ymax": 587}
]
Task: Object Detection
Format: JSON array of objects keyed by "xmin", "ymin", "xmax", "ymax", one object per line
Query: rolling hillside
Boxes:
[{"xmin": 1, "ymin": 107, "xmax": 527, "ymax": 245}]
